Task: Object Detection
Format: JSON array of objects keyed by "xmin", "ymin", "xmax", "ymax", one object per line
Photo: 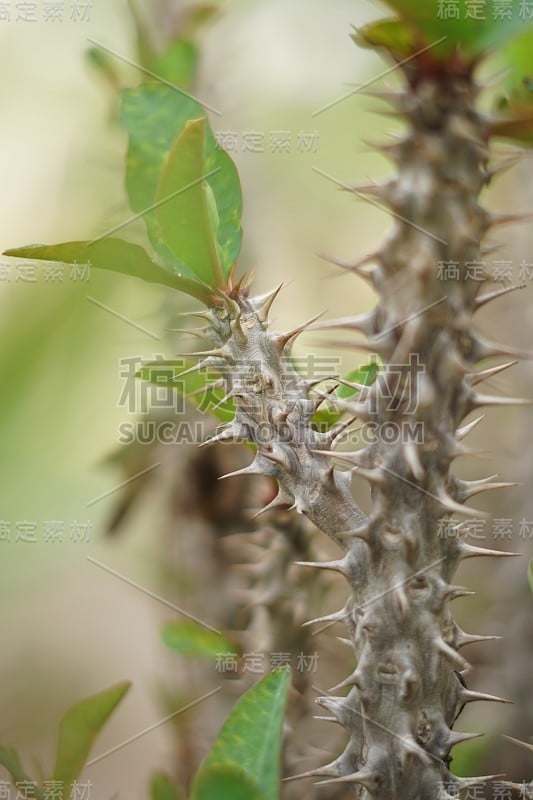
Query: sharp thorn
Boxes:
[
  {"xmin": 168, "ymin": 327, "xmax": 210, "ymax": 339},
  {"xmin": 336, "ymin": 636, "xmax": 354, "ymax": 648},
  {"xmin": 456, "ymin": 414, "xmax": 486, "ymax": 440},
  {"xmin": 218, "ymin": 462, "xmax": 264, "ymax": 480},
  {"xmin": 455, "ymin": 476, "xmax": 520, "ymax": 501},
  {"xmin": 199, "ymin": 426, "xmax": 239, "ymax": 447},
  {"xmin": 444, "ymin": 584, "xmax": 476, "ymax": 600},
  {"xmin": 436, "ymin": 489, "xmax": 489, "ymax": 519},
  {"xmin": 460, "ymin": 543, "xmax": 523, "ymax": 559},
  {"xmin": 318, "ymin": 251, "xmax": 379, "ymax": 285},
  {"xmin": 502, "ymin": 735, "xmax": 533, "ymax": 754},
  {"xmin": 434, "ymin": 636, "xmax": 470, "ymax": 672},
  {"xmin": 458, "ymin": 775, "xmax": 506, "ymax": 788},
  {"xmin": 184, "ymin": 347, "xmax": 231, "ymax": 360},
  {"xmin": 462, "ymin": 689, "xmax": 512, "ymax": 705},
  {"xmin": 302, "ymin": 609, "xmax": 347, "ymax": 627},
  {"xmin": 283, "ymin": 762, "xmax": 340, "ymax": 782},
  {"xmin": 471, "ymin": 393, "xmax": 532, "ymax": 409},
  {"xmin": 254, "ymin": 283, "xmax": 285, "ymax": 324},
  {"xmin": 448, "ymin": 731, "xmax": 484, "ymax": 748},
  {"xmin": 329, "ymin": 670, "xmax": 359, "ymax": 692},
  {"xmin": 474, "ymin": 283, "xmax": 525, "ymax": 310},
  {"xmin": 250, "ymin": 489, "xmax": 293, "ymax": 518},
  {"xmin": 294, "ymin": 559, "xmax": 345, "ymax": 573},
  {"xmin": 174, "ymin": 310, "xmax": 212, "ymax": 320},
  {"xmin": 403, "ymin": 440, "xmax": 424, "ymax": 481},
  {"xmin": 456, "ymin": 629, "xmax": 502, "ymax": 648},
  {"xmin": 172, "ymin": 361, "xmax": 210, "ymax": 380},
  {"xmin": 489, "ymin": 211, "xmax": 533, "ymax": 228},
  {"xmin": 313, "ymin": 312, "xmax": 376, "ymax": 336},
  {"xmin": 316, "ymin": 769, "xmax": 377, "ymax": 790},
  {"xmin": 470, "ymin": 360, "xmax": 518, "ymax": 386},
  {"xmin": 273, "ymin": 311, "xmax": 327, "ymax": 352}
]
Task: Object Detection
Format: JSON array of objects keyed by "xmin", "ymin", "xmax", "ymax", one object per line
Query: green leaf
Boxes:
[
  {"xmin": 3, "ymin": 239, "xmax": 213, "ymax": 305},
  {"xmin": 0, "ymin": 747, "xmax": 42, "ymax": 800},
  {"xmin": 121, "ymin": 85, "xmax": 206, "ymax": 271},
  {"xmin": 156, "ymin": 116, "xmax": 242, "ymax": 284},
  {"xmin": 203, "ymin": 142, "xmax": 243, "ymax": 277},
  {"xmin": 155, "ymin": 118, "xmax": 223, "ymax": 287},
  {"xmin": 121, "ymin": 84, "xmax": 202, "ymax": 215},
  {"xmin": 337, "ymin": 363, "xmax": 379, "ymax": 399},
  {"xmin": 376, "ymin": 1, "xmax": 533, "ymax": 57},
  {"xmin": 137, "ymin": 360, "xmax": 235, "ymax": 423},
  {"xmin": 150, "ymin": 40, "xmax": 199, "ymax": 87},
  {"xmin": 162, "ymin": 620, "xmax": 238, "ymax": 660},
  {"xmin": 52, "ymin": 681, "xmax": 131, "ymax": 791},
  {"xmin": 120, "ymin": 84, "xmax": 242, "ymax": 281},
  {"xmin": 149, "ymin": 771, "xmax": 185, "ymax": 800},
  {"xmin": 192, "ymin": 764, "xmax": 266, "ymax": 800},
  {"xmin": 491, "ymin": 31, "xmax": 533, "ymax": 145},
  {"xmin": 499, "ymin": 30, "xmax": 533, "ymax": 87},
  {"xmin": 192, "ymin": 670, "xmax": 290, "ymax": 800}
]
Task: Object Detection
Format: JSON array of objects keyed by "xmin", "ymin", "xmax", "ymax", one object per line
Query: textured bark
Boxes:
[
  {"xmin": 190, "ymin": 291, "xmax": 367, "ymax": 546},
  {"xmin": 187, "ymin": 53, "xmax": 525, "ymax": 799}
]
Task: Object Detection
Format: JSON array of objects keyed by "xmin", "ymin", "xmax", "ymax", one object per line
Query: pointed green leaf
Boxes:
[
  {"xmin": 149, "ymin": 771, "xmax": 185, "ymax": 800},
  {"xmin": 52, "ymin": 681, "xmax": 131, "ymax": 791},
  {"xmin": 162, "ymin": 620, "xmax": 237, "ymax": 660},
  {"xmin": 121, "ymin": 84, "xmax": 202, "ymax": 213},
  {"xmin": 192, "ymin": 670, "xmax": 290, "ymax": 800},
  {"xmin": 156, "ymin": 118, "xmax": 223, "ymax": 287},
  {"xmin": 374, "ymin": 2, "xmax": 533, "ymax": 57},
  {"xmin": 120, "ymin": 84, "xmax": 242, "ymax": 280},
  {"xmin": 192, "ymin": 764, "xmax": 266, "ymax": 800},
  {"xmin": 155, "ymin": 117, "xmax": 242, "ymax": 284},
  {"xmin": 3, "ymin": 239, "xmax": 213, "ymax": 304},
  {"xmin": 204, "ymin": 143, "xmax": 243, "ymax": 277},
  {"xmin": 337, "ymin": 363, "xmax": 379, "ymax": 399},
  {"xmin": 121, "ymin": 84, "xmax": 206, "ymax": 272},
  {"xmin": 0, "ymin": 747, "xmax": 42, "ymax": 800}
]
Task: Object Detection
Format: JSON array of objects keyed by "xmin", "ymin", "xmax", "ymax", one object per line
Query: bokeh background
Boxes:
[{"xmin": 0, "ymin": 1, "xmax": 531, "ymax": 797}]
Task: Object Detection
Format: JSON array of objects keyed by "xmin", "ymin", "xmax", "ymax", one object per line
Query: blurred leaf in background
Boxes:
[
  {"xmin": 0, "ymin": 681, "xmax": 130, "ymax": 798},
  {"xmin": 191, "ymin": 670, "xmax": 290, "ymax": 800}
]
